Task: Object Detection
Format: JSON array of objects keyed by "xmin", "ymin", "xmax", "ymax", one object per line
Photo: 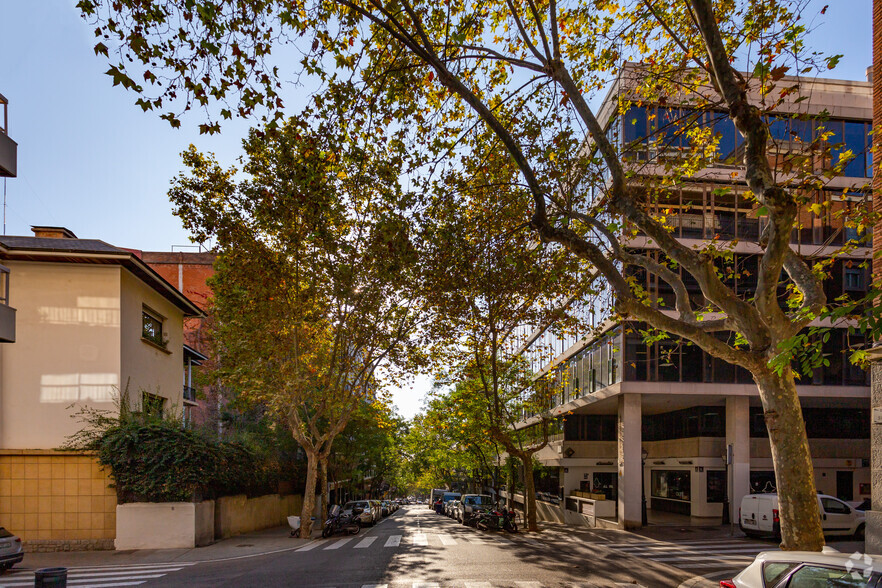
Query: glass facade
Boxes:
[
  {"xmin": 619, "ymin": 106, "xmax": 874, "ymax": 178},
  {"xmin": 622, "ymin": 326, "xmax": 869, "ymax": 387}
]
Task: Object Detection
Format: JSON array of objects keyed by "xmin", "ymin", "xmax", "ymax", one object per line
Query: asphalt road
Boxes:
[{"xmin": 139, "ymin": 506, "xmax": 691, "ymax": 588}]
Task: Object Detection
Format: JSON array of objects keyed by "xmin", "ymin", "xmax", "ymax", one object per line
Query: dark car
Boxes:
[{"xmin": 0, "ymin": 527, "xmax": 23, "ymax": 572}]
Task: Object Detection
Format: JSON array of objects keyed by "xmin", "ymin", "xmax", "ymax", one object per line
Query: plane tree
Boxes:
[
  {"xmin": 167, "ymin": 93, "xmax": 421, "ymax": 536},
  {"xmin": 77, "ymin": 0, "xmax": 874, "ymax": 549}
]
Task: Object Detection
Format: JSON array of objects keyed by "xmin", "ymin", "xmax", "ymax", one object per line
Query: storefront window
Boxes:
[
  {"xmin": 592, "ymin": 472, "xmax": 617, "ymax": 500},
  {"xmin": 651, "ymin": 470, "xmax": 691, "ymax": 501},
  {"xmin": 707, "ymin": 470, "xmax": 726, "ymax": 503}
]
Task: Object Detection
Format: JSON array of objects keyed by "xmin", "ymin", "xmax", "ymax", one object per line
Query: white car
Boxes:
[
  {"xmin": 341, "ymin": 500, "xmax": 377, "ymax": 526},
  {"xmin": 721, "ymin": 547, "xmax": 880, "ymax": 588},
  {"xmin": 740, "ymin": 493, "xmax": 865, "ymax": 539},
  {"xmin": 0, "ymin": 527, "xmax": 23, "ymax": 572}
]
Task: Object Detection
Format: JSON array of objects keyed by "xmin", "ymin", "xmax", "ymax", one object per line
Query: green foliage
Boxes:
[{"xmin": 63, "ymin": 397, "xmax": 282, "ymax": 503}]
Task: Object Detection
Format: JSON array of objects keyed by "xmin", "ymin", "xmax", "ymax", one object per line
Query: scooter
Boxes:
[
  {"xmin": 474, "ymin": 506, "xmax": 518, "ymax": 532},
  {"xmin": 322, "ymin": 505, "xmax": 361, "ymax": 538}
]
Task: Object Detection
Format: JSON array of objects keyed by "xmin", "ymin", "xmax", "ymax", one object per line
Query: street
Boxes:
[
  {"xmin": 0, "ymin": 505, "xmax": 868, "ymax": 588},
  {"xmin": 141, "ymin": 505, "xmax": 693, "ymax": 588}
]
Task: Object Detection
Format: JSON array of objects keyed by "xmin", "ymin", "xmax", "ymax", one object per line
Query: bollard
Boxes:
[{"xmin": 34, "ymin": 567, "xmax": 67, "ymax": 588}]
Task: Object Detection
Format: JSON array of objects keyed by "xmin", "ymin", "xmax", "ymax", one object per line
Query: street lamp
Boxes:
[{"xmin": 641, "ymin": 447, "xmax": 648, "ymax": 526}]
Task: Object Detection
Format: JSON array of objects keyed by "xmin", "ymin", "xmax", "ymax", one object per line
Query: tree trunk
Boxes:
[
  {"xmin": 520, "ymin": 453, "xmax": 539, "ymax": 532},
  {"xmin": 300, "ymin": 449, "xmax": 319, "ymax": 538},
  {"xmin": 754, "ymin": 367, "xmax": 824, "ymax": 551},
  {"xmin": 319, "ymin": 454, "xmax": 329, "ymax": 523}
]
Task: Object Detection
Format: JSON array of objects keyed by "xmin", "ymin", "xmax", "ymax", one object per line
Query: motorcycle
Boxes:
[
  {"xmin": 322, "ymin": 505, "xmax": 361, "ymax": 538},
  {"xmin": 474, "ymin": 506, "xmax": 518, "ymax": 533}
]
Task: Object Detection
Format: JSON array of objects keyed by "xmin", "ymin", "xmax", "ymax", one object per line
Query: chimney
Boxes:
[
  {"xmin": 31, "ymin": 226, "xmax": 77, "ymax": 239},
  {"xmin": 867, "ymin": 66, "xmax": 873, "ymax": 84}
]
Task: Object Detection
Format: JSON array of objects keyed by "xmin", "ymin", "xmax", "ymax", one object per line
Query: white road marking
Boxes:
[
  {"xmin": 464, "ymin": 583, "xmax": 493, "ymax": 588},
  {"xmin": 412, "ymin": 533, "xmax": 428, "ymax": 546},
  {"xmin": 385, "ymin": 535, "xmax": 402, "ymax": 547},
  {"xmin": 361, "ymin": 585, "xmax": 388, "ymax": 588},
  {"xmin": 515, "ymin": 582, "xmax": 543, "ymax": 588},
  {"xmin": 295, "ymin": 541, "xmax": 321, "ymax": 552},
  {"xmin": 412, "ymin": 583, "xmax": 441, "ymax": 588},
  {"xmin": 438, "ymin": 534, "xmax": 456, "ymax": 546},
  {"xmin": 324, "ymin": 537, "xmax": 353, "ymax": 550},
  {"xmin": 355, "ymin": 536, "xmax": 378, "ymax": 548}
]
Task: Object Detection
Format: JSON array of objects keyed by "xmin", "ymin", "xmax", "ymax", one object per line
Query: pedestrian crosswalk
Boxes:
[
  {"xmin": 312, "ymin": 581, "xmax": 645, "ymax": 588},
  {"xmin": 601, "ymin": 537, "xmax": 776, "ymax": 579},
  {"xmin": 0, "ymin": 561, "xmax": 197, "ymax": 587},
  {"xmin": 297, "ymin": 532, "xmax": 534, "ymax": 553}
]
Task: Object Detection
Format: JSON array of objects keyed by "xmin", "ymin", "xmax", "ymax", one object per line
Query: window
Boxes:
[
  {"xmin": 142, "ymin": 308, "xmax": 164, "ymax": 346},
  {"xmin": 787, "ymin": 565, "xmax": 869, "ymax": 587},
  {"xmin": 651, "ymin": 470, "xmax": 691, "ymax": 501},
  {"xmin": 762, "ymin": 562, "xmax": 798, "ymax": 587},
  {"xmin": 706, "ymin": 470, "xmax": 726, "ymax": 503},
  {"xmin": 141, "ymin": 392, "xmax": 165, "ymax": 418},
  {"xmin": 821, "ymin": 498, "xmax": 851, "ymax": 515},
  {"xmin": 845, "ymin": 268, "xmax": 864, "ymax": 291}
]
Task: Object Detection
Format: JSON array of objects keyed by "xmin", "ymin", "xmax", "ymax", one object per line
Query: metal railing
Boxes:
[
  {"xmin": 0, "ymin": 94, "xmax": 7, "ymax": 136},
  {"xmin": 183, "ymin": 385, "xmax": 197, "ymax": 402},
  {"xmin": 0, "ymin": 265, "xmax": 10, "ymax": 306}
]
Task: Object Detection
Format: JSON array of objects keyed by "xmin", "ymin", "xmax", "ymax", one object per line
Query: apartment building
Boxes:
[
  {"xmin": 0, "ymin": 227, "xmax": 203, "ymax": 549},
  {"xmin": 517, "ymin": 67, "xmax": 873, "ymax": 529}
]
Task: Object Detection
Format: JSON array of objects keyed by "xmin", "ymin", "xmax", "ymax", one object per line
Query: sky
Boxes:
[{"xmin": 0, "ymin": 0, "xmax": 874, "ymax": 419}]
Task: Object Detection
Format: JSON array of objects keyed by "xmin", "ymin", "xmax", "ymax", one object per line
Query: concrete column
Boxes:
[
  {"xmin": 617, "ymin": 393, "xmax": 642, "ymax": 529},
  {"xmin": 725, "ymin": 395, "xmax": 750, "ymax": 523},
  {"xmin": 867, "ymin": 357, "xmax": 882, "ymax": 554}
]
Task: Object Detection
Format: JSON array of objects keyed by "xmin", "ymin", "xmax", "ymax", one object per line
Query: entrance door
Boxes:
[{"xmin": 836, "ymin": 471, "xmax": 853, "ymax": 501}]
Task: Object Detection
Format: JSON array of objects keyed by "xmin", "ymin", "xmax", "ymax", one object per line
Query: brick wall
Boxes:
[{"xmin": 0, "ymin": 452, "xmax": 116, "ymax": 551}]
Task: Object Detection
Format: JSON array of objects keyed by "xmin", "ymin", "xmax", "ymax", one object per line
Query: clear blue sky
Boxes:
[{"xmin": 0, "ymin": 0, "xmax": 873, "ymax": 418}]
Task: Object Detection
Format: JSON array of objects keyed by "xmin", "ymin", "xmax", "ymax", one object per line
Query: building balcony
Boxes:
[
  {"xmin": 0, "ymin": 94, "xmax": 16, "ymax": 178},
  {"xmin": 183, "ymin": 385, "xmax": 197, "ymax": 404},
  {"xmin": 0, "ymin": 264, "xmax": 14, "ymax": 343}
]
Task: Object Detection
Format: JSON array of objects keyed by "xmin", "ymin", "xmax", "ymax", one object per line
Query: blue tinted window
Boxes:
[
  {"xmin": 623, "ymin": 106, "xmax": 647, "ymax": 144},
  {"xmin": 657, "ymin": 107, "xmax": 682, "ymax": 149},
  {"xmin": 819, "ymin": 119, "xmax": 843, "ymax": 171},
  {"xmin": 768, "ymin": 116, "xmax": 790, "ymax": 142},
  {"xmin": 791, "ymin": 118, "xmax": 813, "ymax": 142},
  {"xmin": 843, "ymin": 121, "xmax": 868, "ymax": 177},
  {"xmin": 711, "ymin": 112, "xmax": 737, "ymax": 162}
]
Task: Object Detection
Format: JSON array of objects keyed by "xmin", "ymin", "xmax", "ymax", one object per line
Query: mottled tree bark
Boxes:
[
  {"xmin": 319, "ymin": 454, "xmax": 329, "ymax": 523},
  {"xmin": 754, "ymin": 367, "xmax": 824, "ymax": 551},
  {"xmin": 300, "ymin": 450, "xmax": 319, "ymax": 538}
]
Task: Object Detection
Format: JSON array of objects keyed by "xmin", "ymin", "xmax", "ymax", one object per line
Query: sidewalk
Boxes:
[{"xmin": 14, "ymin": 525, "xmax": 324, "ymax": 572}]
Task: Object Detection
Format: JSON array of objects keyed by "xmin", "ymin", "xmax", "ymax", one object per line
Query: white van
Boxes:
[{"xmin": 739, "ymin": 493, "xmax": 865, "ymax": 539}]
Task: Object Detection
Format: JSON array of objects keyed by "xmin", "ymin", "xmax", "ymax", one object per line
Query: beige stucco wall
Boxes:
[
  {"xmin": 119, "ymin": 269, "xmax": 184, "ymax": 414},
  {"xmin": 215, "ymin": 494, "xmax": 303, "ymax": 540},
  {"xmin": 115, "ymin": 501, "xmax": 214, "ymax": 550},
  {"xmin": 0, "ymin": 261, "xmax": 122, "ymax": 449},
  {"xmin": 0, "ymin": 452, "xmax": 116, "ymax": 547}
]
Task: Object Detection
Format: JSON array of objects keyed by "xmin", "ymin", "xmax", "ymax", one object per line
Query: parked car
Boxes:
[
  {"xmin": 368, "ymin": 500, "xmax": 383, "ymax": 520},
  {"xmin": 459, "ymin": 494, "xmax": 495, "ymax": 525},
  {"xmin": 720, "ymin": 547, "xmax": 879, "ymax": 588},
  {"xmin": 341, "ymin": 500, "xmax": 377, "ymax": 526},
  {"xmin": 739, "ymin": 493, "xmax": 865, "ymax": 539},
  {"xmin": 0, "ymin": 527, "xmax": 23, "ymax": 572},
  {"xmin": 447, "ymin": 499, "xmax": 461, "ymax": 519},
  {"xmin": 442, "ymin": 492, "xmax": 461, "ymax": 515}
]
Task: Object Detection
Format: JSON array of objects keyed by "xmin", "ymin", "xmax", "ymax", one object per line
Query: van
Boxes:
[
  {"xmin": 429, "ymin": 488, "xmax": 447, "ymax": 508},
  {"xmin": 739, "ymin": 493, "xmax": 865, "ymax": 539}
]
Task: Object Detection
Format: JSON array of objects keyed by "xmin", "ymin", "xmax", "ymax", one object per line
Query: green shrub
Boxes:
[{"xmin": 62, "ymin": 396, "xmax": 284, "ymax": 503}]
